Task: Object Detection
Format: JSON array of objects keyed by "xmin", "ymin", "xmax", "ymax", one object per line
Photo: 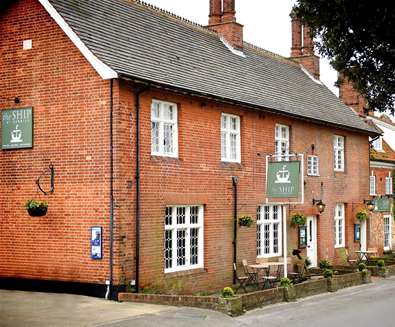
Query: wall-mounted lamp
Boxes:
[
  {"xmin": 364, "ymin": 199, "xmax": 375, "ymax": 212},
  {"xmin": 312, "ymin": 199, "xmax": 326, "ymax": 213}
]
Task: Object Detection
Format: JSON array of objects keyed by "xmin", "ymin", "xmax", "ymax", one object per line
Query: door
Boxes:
[
  {"xmin": 360, "ymin": 220, "xmax": 367, "ymax": 252},
  {"xmin": 306, "ymin": 216, "xmax": 317, "ymax": 267}
]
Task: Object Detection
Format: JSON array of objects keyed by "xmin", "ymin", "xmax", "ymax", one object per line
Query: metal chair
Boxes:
[
  {"xmin": 233, "ymin": 263, "xmax": 248, "ymax": 293},
  {"xmin": 345, "ymin": 248, "xmax": 358, "ymax": 267},
  {"xmin": 242, "ymin": 259, "xmax": 258, "ymax": 285}
]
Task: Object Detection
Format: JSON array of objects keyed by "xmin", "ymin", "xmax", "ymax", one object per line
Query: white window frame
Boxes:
[
  {"xmin": 275, "ymin": 124, "xmax": 290, "ymax": 161},
  {"xmin": 257, "ymin": 205, "xmax": 283, "ymax": 258},
  {"xmin": 334, "ymin": 203, "xmax": 345, "ymax": 248},
  {"xmin": 151, "ymin": 100, "xmax": 178, "ymax": 158},
  {"xmin": 384, "ymin": 215, "xmax": 392, "ymax": 251},
  {"xmin": 370, "ymin": 136, "xmax": 383, "ymax": 152},
  {"xmin": 370, "ymin": 173, "xmax": 376, "ymax": 196},
  {"xmin": 221, "ymin": 113, "xmax": 241, "ymax": 163},
  {"xmin": 164, "ymin": 205, "xmax": 204, "ymax": 273},
  {"xmin": 385, "ymin": 174, "xmax": 393, "ymax": 195},
  {"xmin": 333, "ymin": 135, "xmax": 345, "ymax": 172},
  {"xmin": 307, "ymin": 155, "xmax": 320, "ymax": 176}
]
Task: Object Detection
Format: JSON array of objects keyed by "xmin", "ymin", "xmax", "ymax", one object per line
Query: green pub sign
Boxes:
[
  {"xmin": 267, "ymin": 161, "xmax": 301, "ymax": 198},
  {"xmin": 374, "ymin": 197, "xmax": 391, "ymax": 212},
  {"xmin": 1, "ymin": 107, "xmax": 33, "ymax": 149}
]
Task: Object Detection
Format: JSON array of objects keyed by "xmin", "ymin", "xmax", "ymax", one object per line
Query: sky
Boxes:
[{"xmin": 142, "ymin": 0, "xmax": 339, "ymax": 95}]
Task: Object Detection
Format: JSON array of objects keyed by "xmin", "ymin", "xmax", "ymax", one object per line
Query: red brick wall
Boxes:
[
  {"xmin": 0, "ymin": 0, "xmax": 374, "ymax": 294},
  {"xmin": 0, "ymin": 0, "xmax": 116, "ymax": 285},
  {"xmin": 117, "ymin": 82, "xmax": 371, "ymax": 292}
]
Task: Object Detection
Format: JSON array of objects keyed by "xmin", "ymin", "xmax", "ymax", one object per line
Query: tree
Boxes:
[{"xmin": 293, "ymin": 1, "xmax": 395, "ymax": 114}]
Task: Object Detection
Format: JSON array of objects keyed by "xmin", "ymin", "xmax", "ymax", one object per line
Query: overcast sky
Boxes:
[{"xmin": 143, "ymin": 0, "xmax": 339, "ymax": 95}]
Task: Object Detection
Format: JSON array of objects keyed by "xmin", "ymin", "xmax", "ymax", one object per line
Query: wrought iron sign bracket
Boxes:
[{"xmin": 36, "ymin": 164, "xmax": 55, "ymax": 195}]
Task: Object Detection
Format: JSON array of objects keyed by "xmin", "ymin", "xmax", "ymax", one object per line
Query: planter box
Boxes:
[
  {"xmin": 241, "ymin": 288, "xmax": 283, "ymax": 310},
  {"xmin": 293, "ymin": 278, "xmax": 327, "ymax": 298},
  {"xmin": 282, "ymin": 286, "xmax": 297, "ymax": 302},
  {"xmin": 327, "ymin": 272, "xmax": 363, "ymax": 292}
]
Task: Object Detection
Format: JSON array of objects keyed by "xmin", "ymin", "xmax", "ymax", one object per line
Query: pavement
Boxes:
[{"xmin": 1, "ymin": 277, "xmax": 395, "ymax": 327}]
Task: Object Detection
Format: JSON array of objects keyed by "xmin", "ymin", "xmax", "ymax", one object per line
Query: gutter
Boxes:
[
  {"xmin": 134, "ymin": 85, "xmax": 149, "ymax": 293},
  {"xmin": 107, "ymin": 79, "xmax": 115, "ymax": 300},
  {"xmin": 232, "ymin": 176, "xmax": 239, "ymax": 285}
]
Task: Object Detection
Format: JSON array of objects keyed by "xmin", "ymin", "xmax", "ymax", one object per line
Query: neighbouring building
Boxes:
[
  {"xmin": 0, "ymin": 0, "xmax": 381, "ymax": 298},
  {"xmin": 339, "ymin": 74, "xmax": 394, "ymax": 255}
]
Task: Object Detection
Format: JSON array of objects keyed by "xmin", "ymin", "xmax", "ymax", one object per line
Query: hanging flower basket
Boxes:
[
  {"xmin": 356, "ymin": 210, "xmax": 369, "ymax": 222},
  {"xmin": 290, "ymin": 213, "xmax": 306, "ymax": 227},
  {"xmin": 238, "ymin": 215, "xmax": 253, "ymax": 227},
  {"xmin": 25, "ymin": 200, "xmax": 48, "ymax": 217}
]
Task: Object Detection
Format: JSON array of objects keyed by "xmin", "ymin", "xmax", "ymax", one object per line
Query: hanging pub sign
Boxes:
[
  {"xmin": 374, "ymin": 197, "xmax": 391, "ymax": 212},
  {"xmin": 1, "ymin": 107, "xmax": 33, "ymax": 149},
  {"xmin": 267, "ymin": 161, "xmax": 301, "ymax": 198},
  {"xmin": 91, "ymin": 226, "xmax": 103, "ymax": 260}
]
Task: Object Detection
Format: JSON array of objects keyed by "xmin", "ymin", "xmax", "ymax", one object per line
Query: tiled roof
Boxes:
[{"xmin": 48, "ymin": 0, "xmax": 378, "ymax": 135}]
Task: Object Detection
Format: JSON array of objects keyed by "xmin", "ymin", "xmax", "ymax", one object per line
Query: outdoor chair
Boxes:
[
  {"xmin": 233, "ymin": 263, "xmax": 248, "ymax": 293},
  {"xmin": 260, "ymin": 266, "xmax": 278, "ymax": 289},
  {"xmin": 345, "ymin": 248, "xmax": 358, "ymax": 268},
  {"xmin": 289, "ymin": 263, "xmax": 308, "ymax": 284},
  {"xmin": 242, "ymin": 259, "xmax": 258, "ymax": 285}
]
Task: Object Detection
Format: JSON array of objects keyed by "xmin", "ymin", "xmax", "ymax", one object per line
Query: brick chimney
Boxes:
[
  {"xmin": 208, "ymin": 0, "xmax": 244, "ymax": 50},
  {"xmin": 290, "ymin": 17, "xmax": 320, "ymax": 80},
  {"xmin": 338, "ymin": 72, "xmax": 368, "ymax": 116}
]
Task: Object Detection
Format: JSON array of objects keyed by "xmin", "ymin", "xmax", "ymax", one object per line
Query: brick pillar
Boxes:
[
  {"xmin": 222, "ymin": 0, "xmax": 236, "ymax": 22},
  {"xmin": 291, "ymin": 17, "xmax": 302, "ymax": 57},
  {"xmin": 302, "ymin": 24, "xmax": 314, "ymax": 55},
  {"xmin": 338, "ymin": 72, "xmax": 368, "ymax": 116}
]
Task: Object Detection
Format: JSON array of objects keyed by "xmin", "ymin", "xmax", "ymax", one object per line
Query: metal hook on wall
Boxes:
[{"xmin": 36, "ymin": 164, "xmax": 55, "ymax": 195}]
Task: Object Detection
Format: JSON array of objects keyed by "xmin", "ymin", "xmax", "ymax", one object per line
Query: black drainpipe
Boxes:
[
  {"xmin": 108, "ymin": 79, "xmax": 114, "ymax": 300},
  {"xmin": 232, "ymin": 176, "xmax": 239, "ymax": 284},
  {"xmin": 134, "ymin": 85, "xmax": 148, "ymax": 293}
]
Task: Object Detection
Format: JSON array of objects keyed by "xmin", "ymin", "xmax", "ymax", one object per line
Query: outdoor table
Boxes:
[
  {"xmin": 355, "ymin": 250, "xmax": 376, "ymax": 263},
  {"xmin": 249, "ymin": 262, "xmax": 284, "ymax": 289}
]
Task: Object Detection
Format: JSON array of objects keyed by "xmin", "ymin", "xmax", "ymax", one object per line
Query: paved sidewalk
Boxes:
[{"xmin": 1, "ymin": 278, "xmax": 395, "ymax": 327}]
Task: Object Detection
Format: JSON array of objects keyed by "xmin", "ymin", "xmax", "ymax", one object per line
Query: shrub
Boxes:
[
  {"xmin": 356, "ymin": 210, "xmax": 369, "ymax": 221},
  {"xmin": 323, "ymin": 268, "xmax": 334, "ymax": 278},
  {"xmin": 25, "ymin": 200, "xmax": 48, "ymax": 210},
  {"xmin": 280, "ymin": 277, "xmax": 293, "ymax": 288},
  {"xmin": 377, "ymin": 259, "xmax": 385, "ymax": 268},
  {"xmin": 319, "ymin": 259, "xmax": 331, "ymax": 270},
  {"xmin": 290, "ymin": 213, "xmax": 307, "ymax": 227},
  {"xmin": 222, "ymin": 287, "xmax": 235, "ymax": 298},
  {"xmin": 238, "ymin": 215, "xmax": 253, "ymax": 227},
  {"xmin": 358, "ymin": 262, "xmax": 367, "ymax": 272}
]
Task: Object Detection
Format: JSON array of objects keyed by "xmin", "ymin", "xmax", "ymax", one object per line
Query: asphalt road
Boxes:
[{"xmin": 1, "ymin": 277, "xmax": 395, "ymax": 327}]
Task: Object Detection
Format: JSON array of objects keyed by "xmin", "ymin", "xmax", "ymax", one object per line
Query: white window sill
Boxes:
[
  {"xmin": 151, "ymin": 153, "xmax": 179, "ymax": 159},
  {"xmin": 221, "ymin": 159, "xmax": 241, "ymax": 164},
  {"xmin": 307, "ymin": 174, "xmax": 320, "ymax": 177},
  {"xmin": 334, "ymin": 245, "xmax": 345, "ymax": 249},
  {"xmin": 334, "ymin": 169, "xmax": 345, "ymax": 172},
  {"xmin": 257, "ymin": 254, "xmax": 282, "ymax": 259},
  {"xmin": 164, "ymin": 265, "xmax": 204, "ymax": 274}
]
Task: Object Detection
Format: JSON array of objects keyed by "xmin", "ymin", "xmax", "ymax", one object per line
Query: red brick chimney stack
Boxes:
[
  {"xmin": 290, "ymin": 17, "xmax": 320, "ymax": 79},
  {"xmin": 338, "ymin": 72, "xmax": 368, "ymax": 116},
  {"xmin": 208, "ymin": 0, "xmax": 244, "ymax": 50}
]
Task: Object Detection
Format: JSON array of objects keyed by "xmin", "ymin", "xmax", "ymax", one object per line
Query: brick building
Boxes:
[
  {"xmin": 339, "ymin": 75, "xmax": 395, "ymax": 255},
  {"xmin": 0, "ymin": 0, "xmax": 381, "ymax": 298}
]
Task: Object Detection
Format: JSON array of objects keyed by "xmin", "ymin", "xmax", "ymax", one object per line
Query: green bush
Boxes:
[
  {"xmin": 319, "ymin": 259, "xmax": 331, "ymax": 270},
  {"xmin": 25, "ymin": 199, "xmax": 48, "ymax": 209},
  {"xmin": 323, "ymin": 268, "xmax": 334, "ymax": 278},
  {"xmin": 290, "ymin": 213, "xmax": 307, "ymax": 227},
  {"xmin": 377, "ymin": 259, "xmax": 385, "ymax": 268},
  {"xmin": 356, "ymin": 210, "xmax": 369, "ymax": 221},
  {"xmin": 358, "ymin": 262, "xmax": 367, "ymax": 272},
  {"xmin": 222, "ymin": 287, "xmax": 235, "ymax": 298},
  {"xmin": 238, "ymin": 215, "xmax": 254, "ymax": 227},
  {"xmin": 280, "ymin": 277, "xmax": 293, "ymax": 288}
]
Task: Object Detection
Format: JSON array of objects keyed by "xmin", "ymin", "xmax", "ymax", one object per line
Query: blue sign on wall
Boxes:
[{"xmin": 91, "ymin": 227, "xmax": 102, "ymax": 260}]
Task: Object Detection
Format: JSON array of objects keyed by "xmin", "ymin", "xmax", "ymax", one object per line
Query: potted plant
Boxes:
[
  {"xmin": 319, "ymin": 259, "xmax": 332, "ymax": 270},
  {"xmin": 25, "ymin": 200, "xmax": 48, "ymax": 217},
  {"xmin": 356, "ymin": 210, "xmax": 369, "ymax": 222},
  {"xmin": 280, "ymin": 277, "xmax": 296, "ymax": 301},
  {"xmin": 238, "ymin": 215, "xmax": 253, "ymax": 227},
  {"xmin": 290, "ymin": 213, "xmax": 306, "ymax": 227},
  {"xmin": 221, "ymin": 287, "xmax": 235, "ymax": 298}
]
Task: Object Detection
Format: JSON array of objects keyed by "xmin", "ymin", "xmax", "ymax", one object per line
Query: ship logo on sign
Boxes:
[
  {"xmin": 10, "ymin": 125, "xmax": 23, "ymax": 143},
  {"xmin": 275, "ymin": 165, "xmax": 291, "ymax": 184}
]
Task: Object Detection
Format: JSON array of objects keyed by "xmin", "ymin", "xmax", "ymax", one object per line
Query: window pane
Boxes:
[
  {"xmin": 163, "ymin": 123, "xmax": 174, "ymax": 153},
  {"xmin": 177, "ymin": 229, "xmax": 186, "ymax": 266},
  {"xmin": 230, "ymin": 133, "xmax": 237, "ymax": 160},
  {"xmin": 264, "ymin": 206, "xmax": 270, "ymax": 220},
  {"xmin": 190, "ymin": 228, "xmax": 199, "ymax": 265},
  {"xmin": 177, "ymin": 207, "xmax": 186, "ymax": 225},
  {"xmin": 257, "ymin": 223, "xmax": 261, "ymax": 256},
  {"xmin": 165, "ymin": 207, "xmax": 172, "ymax": 226},
  {"xmin": 151, "ymin": 122, "xmax": 160, "ymax": 153},
  {"xmin": 273, "ymin": 223, "xmax": 279, "ymax": 254},
  {"xmin": 151, "ymin": 102, "xmax": 160, "ymax": 118},
  {"xmin": 190, "ymin": 206, "xmax": 199, "ymax": 224},
  {"xmin": 273, "ymin": 206, "xmax": 278, "ymax": 220},
  {"xmin": 221, "ymin": 115, "xmax": 227, "ymax": 129},
  {"xmin": 221, "ymin": 131, "xmax": 227, "ymax": 159},
  {"xmin": 164, "ymin": 230, "xmax": 173, "ymax": 269},
  {"xmin": 264, "ymin": 224, "xmax": 270, "ymax": 254}
]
